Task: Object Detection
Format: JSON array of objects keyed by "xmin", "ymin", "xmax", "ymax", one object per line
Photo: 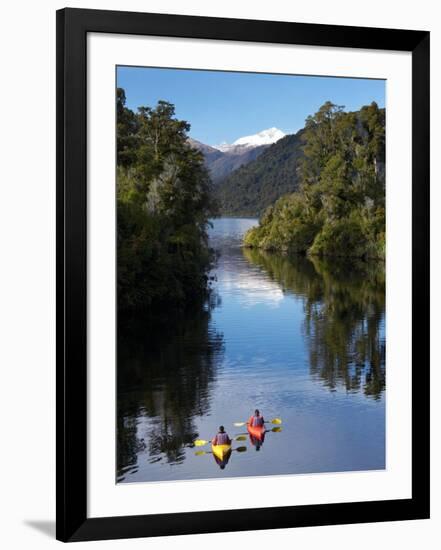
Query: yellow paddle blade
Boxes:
[
  {"xmin": 235, "ymin": 446, "xmax": 247, "ymax": 452},
  {"xmin": 195, "ymin": 450, "xmax": 207, "ymax": 456},
  {"xmin": 234, "ymin": 422, "xmax": 246, "ymax": 427},
  {"xmin": 271, "ymin": 418, "xmax": 282, "ymax": 425},
  {"xmin": 194, "ymin": 439, "xmax": 209, "ymax": 447},
  {"xmin": 271, "ymin": 426, "xmax": 282, "ymax": 433},
  {"xmin": 235, "ymin": 435, "xmax": 247, "ymax": 441}
]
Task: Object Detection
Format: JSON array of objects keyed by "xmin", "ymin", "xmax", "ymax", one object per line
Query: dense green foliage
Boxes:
[
  {"xmin": 214, "ymin": 132, "xmax": 304, "ymax": 216},
  {"xmin": 117, "ymin": 88, "xmax": 214, "ymax": 312},
  {"xmin": 244, "ymin": 102, "xmax": 385, "ymax": 259}
]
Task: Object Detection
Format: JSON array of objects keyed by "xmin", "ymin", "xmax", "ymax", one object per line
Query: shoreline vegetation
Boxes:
[
  {"xmin": 116, "ymin": 88, "xmax": 215, "ymax": 313},
  {"xmin": 117, "ymin": 91, "xmax": 385, "ymax": 314},
  {"xmin": 242, "ymin": 102, "xmax": 385, "ymax": 260}
]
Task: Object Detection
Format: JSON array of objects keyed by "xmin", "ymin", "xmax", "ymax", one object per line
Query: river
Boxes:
[{"xmin": 117, "ymin": 217, "xmax": 385, "ymax": 482}]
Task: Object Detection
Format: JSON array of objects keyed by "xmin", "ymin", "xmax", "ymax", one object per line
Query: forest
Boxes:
[
  {"xmin": 243, "ymin": 102, "xmax": 385, "ymax": 259},
  {"xmin": 116, "ymin": 88, "xmax": 215, "ymax": 312},
  {"xmin": 116, "ymin": 94, "xmax": 385, "ymax": 314}
]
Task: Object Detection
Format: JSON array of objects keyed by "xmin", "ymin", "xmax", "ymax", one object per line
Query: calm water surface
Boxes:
[{"xmin": 117, "ymin": 218, "xmax": 385, "ymax": 482}]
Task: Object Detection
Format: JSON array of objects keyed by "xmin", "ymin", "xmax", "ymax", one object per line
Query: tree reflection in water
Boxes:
[
  {"xmin": 242, "ymin": 249, "xmax": 385, "ymax": 400},
  {"xmin": 118, "ymin": 247, "xmax": 385, "ymax": 481},
  {"xmin": 117, "ymin": 298, "xmax": 224, "ymax": 477}
]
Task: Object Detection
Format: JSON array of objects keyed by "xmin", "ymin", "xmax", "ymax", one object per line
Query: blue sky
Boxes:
[{"xmin": 117, "ymin": 66, "xmax": 385, "ymax": 146}]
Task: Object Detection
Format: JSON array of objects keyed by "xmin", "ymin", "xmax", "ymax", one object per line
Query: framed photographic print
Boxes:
[{"xmin": 56, "ymin": 8, "xmax": 430, "ymax": 542}]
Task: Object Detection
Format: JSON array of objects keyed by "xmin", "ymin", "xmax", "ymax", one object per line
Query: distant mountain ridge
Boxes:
[
  {"xmin": 188, "ymin": 128, "xmax": 285, "ymax": 183},
  {"xmin": 213, "ymin": 130, "xmax": 305, "ymax": 217},
  {"xmin": 187, "ymin": 138, "xmax": 224, "ymax": 165},
  {"xmin": 214, "ymin": 105, "xmax": 386, "ymax": 219},
  {"xmin": 214, "ymin": 127, "xmax": 285, "ymax": 152}
]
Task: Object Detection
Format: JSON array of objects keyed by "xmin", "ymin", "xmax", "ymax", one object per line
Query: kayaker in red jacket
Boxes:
[
  {"xmin": 212, "ymin": 426, "xmax": 232, "ymax": 446},
  {"xmin": 248, "ymin": 409, "xmax": 265, "ymax": 427}
]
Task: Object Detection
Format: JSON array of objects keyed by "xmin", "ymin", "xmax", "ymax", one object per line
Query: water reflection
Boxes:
[
  {"xmin": 242, "ymin": 249, "xmax": 385, "ymax": 399},
  {"xmin": 117, "ymin": 305, "xmax": 224, "ymax": 479},
  {"xmin": 249, "ymin": 431, "xmax": 266, "ymax": 451},
  {"xmin": 117, "ymin": 218, "xmax": 385, "ymax": 482}
]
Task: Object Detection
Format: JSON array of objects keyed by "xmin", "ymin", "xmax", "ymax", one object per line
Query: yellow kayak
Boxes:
[{"xmin": 211, "ymin": 443, "xmax": 231, "ymax": 461}]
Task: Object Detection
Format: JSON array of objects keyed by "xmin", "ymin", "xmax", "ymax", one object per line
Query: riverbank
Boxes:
[{"xmin": 242, "ymin": 202, "xmax": 385, "ymax": 261}]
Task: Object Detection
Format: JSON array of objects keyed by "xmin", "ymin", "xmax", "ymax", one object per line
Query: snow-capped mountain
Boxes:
[
  {"xmin": 233, "ymin": 127, "xmax": 285, "ymax": 147},
  {"xmin": 214, "ymin": 127, "xmax": 285, "ymax": 152},
  {"xmin": 188, "ymin": 128, "xmax": 286, "ymax": 183}
]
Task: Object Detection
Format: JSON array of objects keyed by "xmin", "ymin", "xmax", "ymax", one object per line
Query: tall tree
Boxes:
[
  {"xmin": 116, "ymin": 88, "xmax": 139, "ymax": 167},
  {"xmin": 116, "ymin": 91, "xmax": 214, "ymax": 311}
]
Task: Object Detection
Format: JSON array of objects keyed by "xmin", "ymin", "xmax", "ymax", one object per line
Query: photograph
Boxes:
[
  {"xmin": 116, "ymin": 66, "xmax": 386, "ymax": 484},
  {"xmin": 0, "ymin": 1, "xmax": 434, "ymax": 546}
]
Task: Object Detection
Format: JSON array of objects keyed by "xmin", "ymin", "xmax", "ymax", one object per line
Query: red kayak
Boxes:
[{"xmin": 247, "ymin": 423, "xmax": 265, "ymax": 440}]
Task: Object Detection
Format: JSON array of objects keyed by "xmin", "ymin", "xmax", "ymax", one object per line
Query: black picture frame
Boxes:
[{"xmin": 56, "ymin": 7, "xmax": 430, "ymax": 542}]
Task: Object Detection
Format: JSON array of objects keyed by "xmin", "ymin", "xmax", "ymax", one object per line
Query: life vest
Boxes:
[
  {"xmin": 250, "ymin": 415, "xmax": 264, "ymax": 427},
  {"xmin": 214, "ymin": 432, "xmax": 230, "ymax": 445}
]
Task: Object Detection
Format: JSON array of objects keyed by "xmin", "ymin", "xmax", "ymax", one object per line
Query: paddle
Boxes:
[
  {"xmin": 195, "ymin": 446, "xmax": 247, "ymax": 456},
  {"xmin": 193, "ymin": 435, "xmax": 247, "ymax": 447},
  {"xmin": 233, "ymin": 417, "xmax": 282, "ymax": 427}
]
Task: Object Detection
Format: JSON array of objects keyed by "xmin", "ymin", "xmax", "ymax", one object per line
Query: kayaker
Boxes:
[
  {"xmin": 248, "ymin": 409, "xmax": 265, "ymax": 428},
  {"xmin": 212, "ymin": 426, "xmax": 232, "ymax": 446}
]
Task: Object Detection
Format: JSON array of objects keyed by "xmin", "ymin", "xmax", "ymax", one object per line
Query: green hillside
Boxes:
[
  {"xmin": 214, "ymin": 131, "xmax": 304, "ymax": 217},
  {"xmin": 244, "ymin": 102, "xmax": 385, "ymax": 260}
]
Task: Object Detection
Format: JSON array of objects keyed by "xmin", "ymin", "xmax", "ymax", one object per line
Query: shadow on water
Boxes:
[
  {"xmin": 117, "ymin": 298, "xmax": 224, "ymax": 478},
  {"xmin": 242, "ymin": 249, "xmax": 386, "ymax": 400}
]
